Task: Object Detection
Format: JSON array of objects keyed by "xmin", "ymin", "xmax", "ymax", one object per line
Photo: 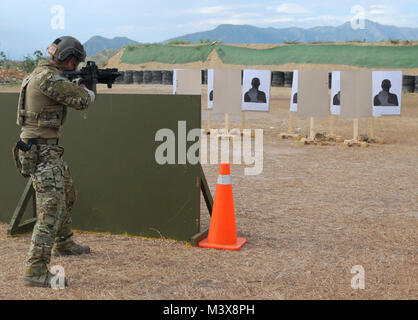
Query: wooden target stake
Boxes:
[
  {"xmin": 353, "ymin": 118, "xmax": 359, "ymax": 141},
  {"xmin": 329, "ymin": 114, "xmax": 335, "ymax": 136},
  {"xmin": 206, "ymin": 110, "xmax": 212, "ymax": 134},
  {"xmin": 225, "ymin": 113, "xmax": 230, "ymax": 133},
  {"xmin": 309, "ymin": 117, "xmax": 315, "ymax": 140},
  {"xmin": 370, "ymin": 117, "xmax": 376, "ymax": 140},
  {"xmin": 289, "ymin": 112, "xmax": 295, "ymax": 134}
]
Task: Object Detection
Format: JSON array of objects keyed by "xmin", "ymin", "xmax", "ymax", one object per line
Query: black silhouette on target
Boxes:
[
  {"xmin": 244, "ymin": 77, "xmax": 267, "ymax": 103},
  {"xmin": 374, "ymin": 79, "xmax": 399, "ymax": 106},
  {"xmin": 333, "ymin": 91, "xmax": 340, "ymax": 105}
]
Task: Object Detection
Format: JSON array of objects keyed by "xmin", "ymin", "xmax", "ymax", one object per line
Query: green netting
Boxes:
[
  {"xmin": 120, "ymin": 44, "xmax": 418, "ymax": 69},
  {"xmin": 215, "ymin": 44, "xmax": 418, "ymax": 68},
  {"xmin": 121, "ymin": 44, "xmax": 214, "ymax": 64}
]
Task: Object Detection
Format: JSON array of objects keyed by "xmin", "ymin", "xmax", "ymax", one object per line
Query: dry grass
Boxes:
[{"xmin": 0, "ymin": 86, "xmax": 417, "ymax": 300}]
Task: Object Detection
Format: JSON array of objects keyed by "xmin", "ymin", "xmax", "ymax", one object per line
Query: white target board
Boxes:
[
  {"xmin": 340, "ymin": 70, "xmax": 373, "ymax": 119},
  {"xmin": 212, "ymin": 69, "xmax": 242, "ymax": 115},
  {"xmin": 172, "ymin": 69, "xmax": 181, "ymax": 95},
  {"xmin": 207, "ymin": 69, "xmax": 214, "ymax": 109},
  {"xmin": 330, "ymin": 71, "xmax": 341, "ymax": 115},
  {"xmin": 242, "ymin": 69, "xmax": 271, "ymax": 112},
  {"xmin": 290, "ymin": 70, "xmax": 298, "ymax": 113},
  {"xmin": 173, "ymin": 69, "xmax": 201, "ymax": 95},
  {"xmin": 372, "ymin": 71, "xmax": 402, "ymax": 117},
  {"xmin": 297, "ymin": 70, "xmax": 329, "ymax": 118}
]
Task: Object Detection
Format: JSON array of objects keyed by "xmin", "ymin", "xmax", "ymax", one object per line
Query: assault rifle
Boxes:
[{"xmin": 63, "ymin": 61, "xmax": 122, "ymax": 94}]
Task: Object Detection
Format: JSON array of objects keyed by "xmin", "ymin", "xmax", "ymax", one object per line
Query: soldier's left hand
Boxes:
[{"xmin": 72, "ymin": 78, "xmax": 84, "ymax": 86}]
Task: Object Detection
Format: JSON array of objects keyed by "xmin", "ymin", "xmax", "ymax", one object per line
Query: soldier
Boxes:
[{"xmin": 14, "ymin": 36, "xmax": 96, "ymax": 288}]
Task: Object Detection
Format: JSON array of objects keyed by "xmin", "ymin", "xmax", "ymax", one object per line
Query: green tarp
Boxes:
[
  {"xmin": 122, "ymin": 44, "xmax": 213, "ymax": 64},
  {"xmin": 121, "ymin": 44, "xmax": 418, "ymax": 69},
  {"xmin": 216, "ymin": 44, "xmax": 418, "ymax": 68}
]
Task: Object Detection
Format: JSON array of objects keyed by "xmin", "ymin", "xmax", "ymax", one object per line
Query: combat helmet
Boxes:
[{"xmin": 47, "ymin": 36, "xmax": 86, "ymax": 63}]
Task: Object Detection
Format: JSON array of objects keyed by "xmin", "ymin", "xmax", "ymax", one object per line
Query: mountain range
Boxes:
[
  {"xmin": 83, "ymin": 36, "xmax": 139, "ymax": 56},
  {"xmin": 82, "ymin": 20, "xmax": 418, "ymax": 62},
  {"xmin": 166, "ymin": 20, "xmax": 418, "ymax": 44}
]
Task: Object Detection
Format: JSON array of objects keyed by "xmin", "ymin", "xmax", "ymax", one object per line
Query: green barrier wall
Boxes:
[
  {"xmin": 215, "ymin": 44, "xmax": 418, "ymax": 68},
  {"xmin": 121, "ymin": 43, "xmax": 418, "ymax": 69},
  {"xmin": 0, "ymin": 93, "xmax": 205, "ymax": 242},
  {"xmin": 122, "ymin": 44, "xmax": 214, "ymax": 64}
]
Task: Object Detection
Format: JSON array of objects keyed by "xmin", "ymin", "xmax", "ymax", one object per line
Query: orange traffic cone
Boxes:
[{"xmin": 198, "ymin": 163, "xmax": 246, "ymax": 251}]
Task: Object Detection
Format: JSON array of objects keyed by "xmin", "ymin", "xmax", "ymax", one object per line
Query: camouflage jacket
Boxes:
[{"xmin": 19, "ymin": 60, "xmax": 91, "ymax": 139}]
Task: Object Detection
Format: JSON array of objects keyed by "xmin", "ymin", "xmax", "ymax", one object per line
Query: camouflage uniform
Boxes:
[
  {"xmin": 17, "ymin": 60, "xmax": 92, "ymax": 280},
  {"xmin": 24, "ymin": 146, "xmax": 78, "ymax": 277}
]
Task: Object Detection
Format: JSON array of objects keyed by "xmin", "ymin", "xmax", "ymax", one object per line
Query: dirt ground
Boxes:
[{"xmin": 0, "ymin": 84, "xmax": 417, "ymax": 300}]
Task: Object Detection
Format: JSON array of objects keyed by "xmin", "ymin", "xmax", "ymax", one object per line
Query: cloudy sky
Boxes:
[{"xmin": 0, "ymin": 0, "xmax": 417, "ymax": 59}]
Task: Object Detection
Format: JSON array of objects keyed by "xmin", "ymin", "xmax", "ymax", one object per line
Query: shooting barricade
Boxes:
[{"xmin": 0, "ymin": 93, "xmax": 213, "ymax": 245}]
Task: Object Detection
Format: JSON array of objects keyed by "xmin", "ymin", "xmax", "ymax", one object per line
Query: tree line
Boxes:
[{"xmin": 0, "ymin": 50, "xmax": 45, "ymax": 74}]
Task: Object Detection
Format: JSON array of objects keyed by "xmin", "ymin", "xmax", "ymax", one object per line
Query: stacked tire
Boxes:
[
  {"xmin": 152, "ymin": 71, "xmax": 162, "ymax": 84},
  {"xmin": 124, "ymin": 70, "xmax": 134, "ymax": 84},
  {"xmin": 162, "ymin": 71, "xmax": 173, "ymax": 85},
  {"xmin": 143, "ymin": 71, "xmax": 153, "ymax": 84},
  {"xmin": 271, "ymin": 71, "xmax": 284, "ymax": 87},
  {"xmin": 133, "ymin": 71, "xmax": 143, "ymax": 84},
  {"xmin": 123, "ymin": 70, "xmax": 134, "ymax": 84},
  {"xmin": 201, "ymin": 70, "xmax": 208, "ymax": 85},
  {"xmin": 114, "ymin": 71, "xmax": 124, "ymax": 84},
  {"xmin": 328, "ymin": 72, "xmax": 332, "ymax": 89},
  {"xmin": 284, "ymin": 72, "xmax": 293, "ymax": 87},
  {"xmin": 415, "ymin": 76, "xmax": 418, "ymax": 93},
  {"xmin": 402, "ymin": 75, "xmax": 414, "ymax": 93}
]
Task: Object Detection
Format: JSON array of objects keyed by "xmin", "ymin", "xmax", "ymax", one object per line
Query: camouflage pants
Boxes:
[{"xmin": 24, "ymin": 145, "xmax": 77, "ymax": 276}]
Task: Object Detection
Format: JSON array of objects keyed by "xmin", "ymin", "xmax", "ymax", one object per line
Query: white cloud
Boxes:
[
  {"xmin": 201, "ymin": 18, "xmax": 255, "ymax": 25},
  {"xmin": 298, "ymin": 15, "xmax": 350, "ymax": 25},
  {"xmin": 369, "ymin": 4, "xmax": 391, "ymax": 15},
  {"xmin": 367, "ymin": 16, "xmax": 410, "ymax": 27},
  {"xmin": 175, "ymin": 6, "xmax": 228, "ymax": 16},
  {"xmin": 276, "ymin": 3, "xmax": 312, "ymax": 15},
  {"xmin": 180, "ymin": 4, "xmax": 260, "ymax": 16},
  {"xmin": 231, "ymin": 13, "xmax": 262, "ymax": 19},
  {"xmin": 364, "ymin": 4, "xmax": 414, "ymax": 27},
  {"xmin": 115, "ymin": 25, "xmax": 136, "ymax": 33},
  {"xmin": 195, "ymin": 6, "xmax": 228, "ymax": 14},
  {"xmin": 263, "ymin": 17, "xmax": 295, "ymax": 24}
]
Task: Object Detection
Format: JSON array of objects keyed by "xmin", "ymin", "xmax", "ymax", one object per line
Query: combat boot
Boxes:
[
  {"xmin": 53, "ymin": 240, "xmax": 91, "ymax": 257},
  {"xmin": 24, "ymin": 271, "xmax": 68, "ymax": 288}
]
